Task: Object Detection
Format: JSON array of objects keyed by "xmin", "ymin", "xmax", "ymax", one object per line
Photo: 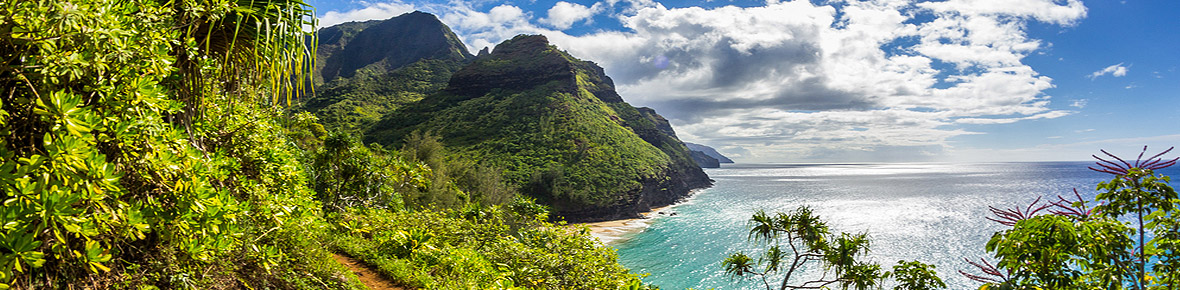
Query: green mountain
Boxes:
[
  {"xmin": 366, "ymin": 35, "xmax": 712, "ymax": 221},
  {"xmin": 304, "ymin": 11, "xmax": 473, "ymax": 132}
]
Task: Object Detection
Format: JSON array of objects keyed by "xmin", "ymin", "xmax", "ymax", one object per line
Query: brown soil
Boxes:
[{"xmin": 332, "ymin": 253, "xmax": 406, "ymax": 290}]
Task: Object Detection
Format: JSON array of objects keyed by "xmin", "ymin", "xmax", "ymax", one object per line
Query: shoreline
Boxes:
[
  {"xmin": 567, "ymin": 186, "xmax": 709, "ymax": 245},
  {"xmin": 578, "ymin": 205, "xmax": 675, "ymax": 245},
  {"xmin": 575, "ymin": 187, "xmax": 706, "ymax": 245}
]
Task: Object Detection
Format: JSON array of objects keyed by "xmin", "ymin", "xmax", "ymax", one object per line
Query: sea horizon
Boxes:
[{"xmin": 611, "ymin": 161, "xmax": 1179, "ymax": 289}]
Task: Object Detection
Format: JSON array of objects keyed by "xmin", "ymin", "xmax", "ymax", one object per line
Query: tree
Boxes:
[
  {"xmin": 723, "ymin": 206, "xmax": 945, "ymax": 290},
  {"xmin": 963, "ymin": 146, "xmax": 1179, "ymax": 289}
]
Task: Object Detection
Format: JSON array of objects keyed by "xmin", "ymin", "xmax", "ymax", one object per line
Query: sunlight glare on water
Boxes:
[{"xmin": 612, "ymin": 162, "xmax": 1178, "ymax": 289}]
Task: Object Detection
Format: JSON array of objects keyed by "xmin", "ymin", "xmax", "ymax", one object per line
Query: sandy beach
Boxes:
[{"xmin": 577, "ymin": 205, "xmax": 678, "ymax": 245}]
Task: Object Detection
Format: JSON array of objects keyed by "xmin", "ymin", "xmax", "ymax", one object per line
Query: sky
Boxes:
[{"xmin": 304, "ymin": 0, "xmax": 1180, "ymax": 163}]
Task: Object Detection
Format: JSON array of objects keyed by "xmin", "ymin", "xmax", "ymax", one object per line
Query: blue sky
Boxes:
[{"xmin": 305, "ymin": 0, "xmax": 1180, "ymax": 163}]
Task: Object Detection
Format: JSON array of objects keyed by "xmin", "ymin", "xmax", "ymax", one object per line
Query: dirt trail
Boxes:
[{"xmin": 332, "ymin": 253, "xmax": 406, "ymax": 290}]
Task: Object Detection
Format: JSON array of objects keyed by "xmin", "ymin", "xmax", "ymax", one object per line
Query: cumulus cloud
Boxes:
[
  {"xmin": 554, "ymin": 0, "xmax": 1079, "ymax": 161},
  {"xmin": 439, "ymin": 3, "xmax": 549, "ymax": 52},
  {"xmin": 541, "ymin": 2, "xmax": 602, "ymax": 30},
  {"xmin": 1089, "ymin": 63, "xmax": 1129, "ymax": 79},
  {"xmin": 317, "ymin": 0, "xmax": 1089, "ymax": 162},
  {"xmin": 318, "ymin": 2, "xmax": 417, "ymax": 28}
]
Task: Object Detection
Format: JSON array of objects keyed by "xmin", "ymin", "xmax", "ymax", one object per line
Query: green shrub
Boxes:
[
  {"xmin": 964, "ymin": 147, "xmax": 1179, "ymax": 289},
  {"xmin": 329, "ymin": 206, "xmax": 648, "ymax": 289}
]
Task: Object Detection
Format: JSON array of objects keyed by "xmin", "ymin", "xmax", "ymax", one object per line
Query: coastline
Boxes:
[
  {"xmin": 576, "ymin": 187, "xmax": 707, "ymax": 245},
  {"xmin": 578, "ymin": 205, "xmax": 674, "ymax": 245}
]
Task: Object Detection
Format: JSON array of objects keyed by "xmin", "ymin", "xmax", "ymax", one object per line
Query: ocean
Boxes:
[{"xmin": 610, "ymin": 162, "xmax": 1180, "ymax": 289}]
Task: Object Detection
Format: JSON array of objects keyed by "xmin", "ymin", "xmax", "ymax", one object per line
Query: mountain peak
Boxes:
[
  {"xmin": 492, "ymin": 34, "xmax": 552, "ymax": 55},
  {"xmin": 305, "ymin": 11, "xmax": 475, "ymax": 132},
  {"xmin": 444, "ymin": 34, "xmax": 572, "ymax": 97},
  {"xmin": 445, "ymin": 34, "xmax": 624, "ymax": 103},
  {"xmin": 316, "ymin": 11, "xmax": 472, "ymax": 82}
]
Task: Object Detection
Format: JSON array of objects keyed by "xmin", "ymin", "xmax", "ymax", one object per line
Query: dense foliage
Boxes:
[
  {"xmin": 299, "ymin": 120, "xmax": 652, "ymax": 289},
  {"xmin": 373, "ymin": 80, "xmax": 670, "ymax": 206},
  {"xmin": 304, "ymin": 11, "xmax": 472, "ymax": 134},
  {"xmin": 329, "ymin": 204, "xmax": 647, "ymax": 289},
  {"xmin": 1, "ymin": 2, "xmax": 649, "ymax": 289},
  {"xmin": 366, "ymin": 35, "xmax": 710, "ymax": 220},
  {"xmin": 963, "ymin": 147, "xmax": 1180, "ymax": 289},
  {"xmin": 723, "ymin": 207, "xmax": 946, "ymax": 290},
  {"xmin": 305, "ymin": 59, "xmax": 467, "ymax": 133},
  {"xmin": 0, "ymin": 0, "xmax": 342, "ymax": 287}
]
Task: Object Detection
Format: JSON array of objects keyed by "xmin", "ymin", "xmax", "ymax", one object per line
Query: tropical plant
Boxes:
[
  {"xmin": 891, "ymin": 260, "xmax": 947, "ymax": 290},
  {"xmin": 311, "ymin": 131, "xmax": 431, "ymax": 212},
  {"xmin": 0, "ymin": 0, "xmax": 338, "ymax": 288},
  {"xmin": 963, "ymin": 146, "xmax": 1179, "ymax": 289},
  {"xmin": 723, "ymin": 206, "xmax": 945, "ymax": 290},
  {"xmin": 0, "ymin": 1, "xmax": 706, "ymax": 289},
  {"xmin": 328, "ymin": 205, "xmax": 652, "ymax": 289}
]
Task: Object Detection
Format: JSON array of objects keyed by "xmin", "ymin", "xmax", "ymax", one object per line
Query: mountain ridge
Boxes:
[
  {"xmin": 317, "ymin": 11, "xmax": 472, "ymax": 82},
  {"xmin": 303, "ymin": 11, "xmax": 473, "ymax": 132},
  {"xmin": 366, "ymin": 34, "xmax": 711, "ymax": 221}
]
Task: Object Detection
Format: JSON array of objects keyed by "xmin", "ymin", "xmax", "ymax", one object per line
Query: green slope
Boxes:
[
  {"xmin": 367, "ymin": 35, "xmax": 711, "ymax": 221},
  {"xmin": 303, "ymin": 11, "xmax": 472, "ymax": 132}
]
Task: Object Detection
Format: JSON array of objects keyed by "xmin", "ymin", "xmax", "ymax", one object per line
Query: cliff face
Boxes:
[
  {"xmin": 304, "ymin": 11, "xmax": 473, "ymax": 132},
  {"xmin": 368, "ymin": 35, "xmax": 711, "ymax": 222}
]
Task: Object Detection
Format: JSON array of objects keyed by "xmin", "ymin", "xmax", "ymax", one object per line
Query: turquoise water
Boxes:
[{"xmin": 613, "ymin": 162, "xmax": 1180, "ymax": 289}]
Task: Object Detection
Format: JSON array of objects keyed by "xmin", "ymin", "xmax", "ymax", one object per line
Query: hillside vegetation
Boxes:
[
  {"xmin": 1, "ymin": 3, "xmax": 650, "ymax": 289},
  {"xmin": 366, "ymin": 35, "xmax": 711, "ymax": 221},
  {"xmin": 303, "ymin": 11, "xmax": 473, "ymax": 133}
]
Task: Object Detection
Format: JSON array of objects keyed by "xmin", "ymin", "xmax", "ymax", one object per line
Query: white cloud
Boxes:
[
  {"xmin": 955, "ymin": 111, "xmax": 1072, "ymax": 125},
  {"xmin": 318, "ymin": 0, "xmax": 1089, "ymax": 162},
  {"xmin": 1070, "ymin": 99, "xmax": 1087, "ymax": 108},
  {"xmin": 317, "ymin": 2, "xmax": 417, "ymax": 28},
  {"xmin": 440, "ymin": 3, "xmax": 547, "ymax": 52},
  {"xmin": 1088, "ymin": 63, "xmax": 1129, "ymax": 79},
  {"xmin": 551, "ymin": 1, "xmax": 1079, "ymax": 161},
  {"xmin": 916, "ymin": 0, "xmax": 1087, "ymax": 25},
  {"xmin": 541, "ymin": 2, "xmax": 602, "ymax": 30}
]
